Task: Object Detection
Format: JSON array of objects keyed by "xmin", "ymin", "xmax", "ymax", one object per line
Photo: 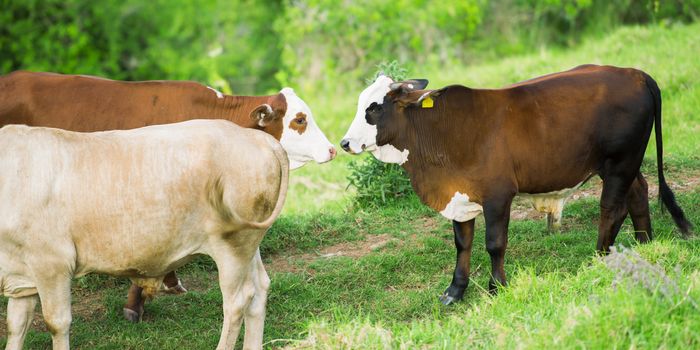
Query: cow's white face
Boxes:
[
  {"xmin": 279, "ymin": 88, "xmax": 336, "ymax": 170},
  {"xmin": 340, "ymin": 75, "xmax": 421, "ymax": 165},
  {"xmin": 340, "ymin": 75, "xmax": 392, "ymax": 156}
]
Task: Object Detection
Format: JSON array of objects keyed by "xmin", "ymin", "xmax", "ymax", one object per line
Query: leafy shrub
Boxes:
[
  {"xmin": 347, "ymin": 155, "xmax": 414, "ymax": 208},
  {"xmin": 0, "ymin": 0, "xmax": 283, "ymax": 94}
]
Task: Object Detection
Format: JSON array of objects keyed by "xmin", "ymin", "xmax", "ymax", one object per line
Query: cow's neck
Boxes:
[
  {"xmin": 395, "ymin": 108, "xmax": 487, "ymax": 218},
  {"xmin": 213, "ymin": 95, "xmax": 270, "ymax": 128}
]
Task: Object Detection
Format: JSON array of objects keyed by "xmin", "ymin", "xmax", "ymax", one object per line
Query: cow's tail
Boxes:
[
  {"xmin": 244, "ymin": 142, "xmax": 290, "ymax": 230},
  {"xmin": 645, "ymin": 72, "xmax": 693, "ymax": 236}
]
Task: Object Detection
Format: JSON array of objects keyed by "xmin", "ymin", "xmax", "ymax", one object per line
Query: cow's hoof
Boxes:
[
  {"xmin": 438, "ymin": 292, "xmax": 462, "ymax": 306},
  {"xmin": 123, "ymin": 308, "xmax": 141, "ymax": 323},
  {"xmin": 163, "ymin": 280, "xmax": 188, "ymax": 295}
]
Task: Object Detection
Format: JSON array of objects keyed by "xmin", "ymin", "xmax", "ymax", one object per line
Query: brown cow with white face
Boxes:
[
  {"xmin": 354, "ymin": 65, "xmax": 692, "ymax": 305},
  {"xmin": 0, "ymin": 70, "xmax": 336, "ymax": 322}
]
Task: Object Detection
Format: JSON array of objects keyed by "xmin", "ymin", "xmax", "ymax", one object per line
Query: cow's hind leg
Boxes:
[
  {"xmin": 242, "ymin": 249, "xmax": 270, "ymax": 350},
  {"xmin": 210, "ymin": 232, "xmax": 261, "ymax": 350},
  {"xmin": 162, "ymin": 270, "xmax": 187, "ymax": 294},
  {"xmin": 123, "ymin": 284, "xmax": 145, "ymax": 323},
  {"xmin": 440, "ymin": 219, "xmax": 475, "ymax": 305},
  {"xmin": 5, "ymin": 295, "xmax": 38, "ymax": 350},
  {"xmin": 627, "ymin": 172, "xmax": 652, "ymax": 243},
  {"xmin": 597, "ymin": 174, "xmax": 635, "ymax": 253},
  {"xmin": 546, "ymin": 198, "xmax": 566, "ymax": 232},
  {"xmin": 484, "ymin": 195, "xmax": 514, "ymax": 292}
]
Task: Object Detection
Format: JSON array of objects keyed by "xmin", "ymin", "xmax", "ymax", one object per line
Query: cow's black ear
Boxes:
[
  {"xmin": 390, "ymin": 79, "xmax": 429, "ymax": 93},
  {"xmin": 250, "ymin": 104, "xmax": 274, "ymax": 127},
  {"xmin": 406, "ymin": 79, "xmax": 429, "ymax": 90}
]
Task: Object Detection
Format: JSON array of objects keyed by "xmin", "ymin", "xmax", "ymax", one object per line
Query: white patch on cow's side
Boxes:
[
  {"xmin": 372, "ymin": 144, "xmax": 409, "ymax": 165},
  {"xmin": 440, "ymin": 192, "xmax": 484, "ymax": 222},
  {"xmin": 341, "ymin": 75, "xmax": 394, "ymax": 154},
  {"xmin": 207, "ymin": 86, "xmax": 224, "ymax": 99}
]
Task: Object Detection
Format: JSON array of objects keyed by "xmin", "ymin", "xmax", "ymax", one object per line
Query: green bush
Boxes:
[
  {"xmin": 347, "ymin": 155, "xmax": 414, "ymax": 208},
  {"xmin": 0, "ymin": 0, "xmax": 283, "ymax": 94}
]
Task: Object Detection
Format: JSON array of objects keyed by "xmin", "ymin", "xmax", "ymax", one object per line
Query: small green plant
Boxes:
[
  {"xmin": 347, "ymin": 155, "xmax": 414, "ymax": 208},
  {"xmin": 365, "ymin": 60, "xmax": 408, "ymax": 84}
]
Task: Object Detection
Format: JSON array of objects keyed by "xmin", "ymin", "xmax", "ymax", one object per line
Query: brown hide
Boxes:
[
  {"xmin": 375, "ymin": 65, "xmax": 654, "ymax": 213},
  {"xmin": 0, "ymin": 71, "xmax": 287, "ymax": 140}
]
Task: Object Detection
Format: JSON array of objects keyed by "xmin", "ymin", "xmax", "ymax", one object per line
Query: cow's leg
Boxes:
[
  {"xmin": 210, "ymin": 234, "xmax": 260, "ymax": 350},
  {"xmin": 242, "ymin": 249, "xmax": 270, "ymax": 350},
  {"xmin": 547, "ymin": 198, "xmax": 566, "ymax": 231},
  {"xmin": 439, "ymin": 219, "xmax": 475, "ymax": 305},
  {"xmin": 484, "ymin": 196, "xmax": 514, "ymax": 293},
  {"xmin": 123, "ymin": 284, "xmax": 145, "ymax": 323},
  {"xmin": 627, "ymin": 172, "xmax": 652, "ymax": 243},
  {"xmin": 5, "ymin": 295, "xmax": 38, "ymax": 350},
  {"xmin": 597, "ymin": 175, "xmax": 634, "ymax": 253},
  {"xmin": 35, "ymin": 276, "xmax": 73, "ymax": 350},
  {"xmin": 162, "ymin": 270, "xmax": 187, "ymax": 294}
]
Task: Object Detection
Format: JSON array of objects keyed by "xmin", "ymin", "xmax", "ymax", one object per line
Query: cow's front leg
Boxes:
[
  {"xmin": 483, "ymin": 196, "xmax": 513, "ymax": 292},
  {"xmin": 439, "ymin": 219, "xmax": 475, "ymax": 305},
  {"xmin": 5, "ymin": 295, "xmax": 38, "ymax": 350}
]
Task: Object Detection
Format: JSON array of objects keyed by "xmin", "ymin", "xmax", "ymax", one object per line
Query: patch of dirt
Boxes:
[{"xmin": 266, "ymin": 233, "xmax": 399, "ymax": 274}]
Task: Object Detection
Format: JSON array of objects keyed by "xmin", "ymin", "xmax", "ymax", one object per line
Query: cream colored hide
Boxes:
[{"xmin": 0, "ymin": 120, "xmax": 288, "ymax": 350}]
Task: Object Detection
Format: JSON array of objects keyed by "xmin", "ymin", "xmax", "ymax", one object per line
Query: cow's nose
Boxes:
[
  {"xmin": 340, "ymin": 139, "xmax": 350, "ymax": 152},
  {"xmin": 329, "ymin": 147, "xmax": 337, "ymax": 160}
]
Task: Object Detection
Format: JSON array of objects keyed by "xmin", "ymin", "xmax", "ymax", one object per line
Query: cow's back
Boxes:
[
  {"xmin": 0, "ymin": 120, "xmax": 287, "ymax": 288},
  {"xmin": 0, "ymin": 71, "xmax": 224, "ymax": 131},
  {"xmin": 492, "ymin": 65, "xmax": 653, "ymax": 191}
]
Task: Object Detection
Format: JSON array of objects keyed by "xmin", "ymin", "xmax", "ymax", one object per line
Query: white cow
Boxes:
[
  {"xmin": 339, "ymin": 74, "xmax": 569, "ymax": 229},
  {"xmin": 1, "ymin": 120, "xmax": 287, "ymax": 350}
]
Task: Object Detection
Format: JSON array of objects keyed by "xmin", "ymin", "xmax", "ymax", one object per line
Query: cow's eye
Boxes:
[{"xmin": 295, "ymin": 117, "xmax": 306, "ymax": 124}]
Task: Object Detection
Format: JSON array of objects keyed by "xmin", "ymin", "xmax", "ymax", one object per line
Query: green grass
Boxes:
[{"xmin": 2, "ymin": 22, "xmax": 700, "ymax": 349}]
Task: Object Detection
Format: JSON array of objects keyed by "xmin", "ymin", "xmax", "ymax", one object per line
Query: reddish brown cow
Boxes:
[
  {"xmin": 359, "ymin": 65, "xmax": 692, "ymax": 305},
  {"xmin": 0, "ymin": 71, "xmax": 288, "ymax": 323},
  {"xmin": 0, "ymin": 70, "xmax": 337, "ymax": 323}
]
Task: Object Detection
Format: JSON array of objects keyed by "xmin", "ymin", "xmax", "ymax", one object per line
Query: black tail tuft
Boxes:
[{"xmin": 645, "ymin": 73, "xmax": 693, "ymax": 236}]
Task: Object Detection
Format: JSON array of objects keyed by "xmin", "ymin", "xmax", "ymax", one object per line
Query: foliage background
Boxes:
[{"xmin": 3, "ymin": 0, "xmax": 698, "ymax": 96}]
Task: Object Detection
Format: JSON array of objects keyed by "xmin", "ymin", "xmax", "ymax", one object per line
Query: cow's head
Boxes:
[
  {"xmin": 279, "ymin": 87, "xmax": 336, "ymax": 170},
  {"xmin": 340, "ymin": 75, "xmax": 428, "ymax": 164},
  {"xmin": 364, "ymin": 81, "xmax": 440, "ymax": 164}
]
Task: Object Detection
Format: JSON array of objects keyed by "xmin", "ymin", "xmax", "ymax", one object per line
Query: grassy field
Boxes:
[{"xmin": 2, "ymin": 22, "xmax": 700, "ymax": 349}]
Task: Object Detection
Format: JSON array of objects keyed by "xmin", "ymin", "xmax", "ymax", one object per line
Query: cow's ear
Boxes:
[
  {"xmin": 389, "ymin": 79, "xmax": 430, "ymax": 94},
  {"xmin": 406, "ymin": 79, "xmax": 429, "ymax": 90},
  {"xmin": 250, "ymin": 104, "xmax": 275, "ymax": 127}
]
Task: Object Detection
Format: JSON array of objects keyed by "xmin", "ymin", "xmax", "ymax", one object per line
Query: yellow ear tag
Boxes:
[{"xmin": 421, "ymin": 96, "xmax": 434, "ymax": 108}]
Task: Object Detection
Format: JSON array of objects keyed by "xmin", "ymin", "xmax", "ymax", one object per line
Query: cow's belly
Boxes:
[{"xmin": 71, "ymin": 209, "xmax": 214, "ymax": 278}]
